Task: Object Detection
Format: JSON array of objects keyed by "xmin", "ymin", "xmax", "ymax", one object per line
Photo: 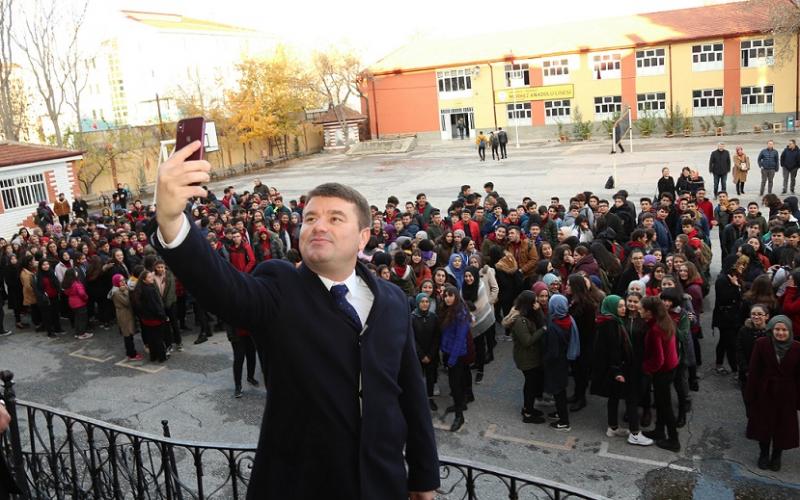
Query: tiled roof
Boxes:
[
  {"xmin": 371, "ymin": 0, "xmax": 782, "ymax": 74},
  {"xmin": 121, "ymin": 10, "xmax": 255, "ymax": 34},
  {"xmin": 0, "ymin": 142, "xmax": 82, "ymax": 168},
  {"xmin": 312, "ymin": 105, "xmax": 366, "ymax": 124}
]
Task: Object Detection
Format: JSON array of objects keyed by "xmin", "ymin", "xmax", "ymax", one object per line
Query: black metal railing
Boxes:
[{"xmin": 1, "ymin": 371, "xmax": 604, "ymax": 499}]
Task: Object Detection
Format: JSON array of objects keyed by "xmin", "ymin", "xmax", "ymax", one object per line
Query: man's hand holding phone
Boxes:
[{"xmin": 156, "ymin": 141, "xmax": 210, "ymax": 244}]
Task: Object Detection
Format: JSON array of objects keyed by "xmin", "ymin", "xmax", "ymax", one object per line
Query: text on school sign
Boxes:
[{"xmin": 495, "ymin": 84, "xmax": 574, "ymax": 103}]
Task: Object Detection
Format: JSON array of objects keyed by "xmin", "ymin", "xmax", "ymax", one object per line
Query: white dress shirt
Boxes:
[
  {"xmin": 317, "ymin": 271, "xmax": 374, "ymax": 328},
  {"xmin": 158, "ymin": 215, "xmax": 375, "ymax": 326}
]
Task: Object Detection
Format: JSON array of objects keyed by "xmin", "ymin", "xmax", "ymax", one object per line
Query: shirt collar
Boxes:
[{"xmin": 318, "ymin": 269, "xmax": 358, "ymax": 292}]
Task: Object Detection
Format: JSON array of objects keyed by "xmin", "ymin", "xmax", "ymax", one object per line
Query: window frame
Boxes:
[
  {"xmin": 0, "ymin": 173, "xmax": 47, "ymax": 210},
  {"xmin": 504, "ymin": 63, "xmax": 530, "ymax": 88},
  {"xmin": 436, "ymin": 68, "xmax": 473, "ymax": 98},
  {"xmin": 740, "ymin": 85, "xmax": 774, "ymax": 114},
  {"xmin": 506, "ymin": 102, "xmax": 532, "ymax": 126},
  {"xmin": 741, "ymin": 38, "xmax": 774, "ymax": 68},
  {"xmin": 691, "ymin": 42, "xmax": 724, "ymax": 72},
  {"xmin": 592, "ymin": 52, "xmax": 622, "ymax": 80},
  {"xmin": 594, "ymin": 95, "xmax": 623, "ymax": 120},
  {"xmin": 542, "ymin": 57, "xmax": 571, "ymax": 84},
  {"xmin": 635, "ymin": 47, "xmax": 666, "ymax": 76},
  {"xmin": 636, "ymin": 92, "xmax": 667, "ymax": 117},
  {"xmin": 544, "ymin": 99, "xmax": 571, "ymax": 124},
  {"xmin": 692, "ymin": 88, "xmax": 724, "ymax": 117}
]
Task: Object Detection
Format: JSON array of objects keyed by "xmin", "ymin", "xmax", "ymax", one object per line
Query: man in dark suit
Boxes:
[
  {"xmin": 152, "ymin": 141, "xmax": 439, "ymax": 500},
  {"xmin": 497, "ymin": 127, "xmax": 508, "ymax": 159},
  {"xmin": 0, "ymin": 401, "xmax": 22, "ymax": 500}
]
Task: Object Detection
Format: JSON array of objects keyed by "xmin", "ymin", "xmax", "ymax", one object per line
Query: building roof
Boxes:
[
  {"xmin": 0, "ymin": 142, "xmax": 83, "ymax": 168},
  {"xmin": 371, "ymin": 0, "xmax": 782, "ymax": 74},
  {"xmin": 312, "ymin": 105, "xmax": 366, "ymax": 124},
  {"xmin": 121, "ymin": 10, "xmax": 256, "ymax": 34}
]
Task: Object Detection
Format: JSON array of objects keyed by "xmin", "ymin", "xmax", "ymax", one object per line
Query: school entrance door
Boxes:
[{"xmin": 440, "ymin": 108, "xmax": 474, "ymax": 140}]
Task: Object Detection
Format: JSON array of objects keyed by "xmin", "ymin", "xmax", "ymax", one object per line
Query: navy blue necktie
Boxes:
[{"xmin": 330, "ymin": 284, "xmax": 362, "ymax": 331}]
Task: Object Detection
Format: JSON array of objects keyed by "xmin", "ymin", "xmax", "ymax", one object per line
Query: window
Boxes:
[
  {"xmin": 504, "ymin": 63, "xmax": 530, "ymax": 88},
  {"xmin": 544, "ymin": 99, "xmax": 571, "ymax": 124},
  {"xmin": 0, "ymin": 174, "xmax": 47, "ymax": 210},
  {"xmin": 692, "ymin": 89, "xmax": 724, "ymax": 116},
  {"xmin": 692, "ymin": 43, "xmax": 723, "ymax": 71},
  {"xmin": 594, "ymin": 96, "xmax": 622, "ymax": 119},
  {"xmin": 592, "ymin": 53, "xmax": 621, "ymax": 79},
  {"xmin": 636, "ymin": 48, "xmax": 665, "ymax": 76},
  {"xmin": 436, "ymin": 68, "xmax": 473, "ymax": 97},
  {"xmin": 741, "ymin": 85, "xmax": 774, "ymax": 114},
  {"xmin": 542, "ymin": 58, "xmax": 570, "ymax": 84},
  {"xmin": 741, "ymin": 38, "xmax": 774, "ymax": 67},
  {"xmin": 507, "ymin": 103, "xmax": 531, "ymax": 125},
  {"xmin": 637, "ymin": 92, "xmax": 666, "ymax": 117}
]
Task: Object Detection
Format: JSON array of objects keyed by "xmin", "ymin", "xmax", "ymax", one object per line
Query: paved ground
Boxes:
[{"xmin": 4, "ymin": 134, "xmax": 800, "ymax": 499}]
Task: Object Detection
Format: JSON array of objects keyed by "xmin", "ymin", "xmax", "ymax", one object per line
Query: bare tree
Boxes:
[
  {"xmin": 312, "ymin": 49, "xmax": 364, "ymax": 147},
  {"xmin": 0, "ymin": 0, "xmax": 21, "ymax": 140},
  {"xmin": 62, "ymin": 0, "xmax": 90, "ymax": 136},
  {"xmin": 757, "ymin": 0, "xmax": 800, "ymax": 66},
  {"xmin": 16, "ymin": 0, "xmax": 87, "ymax": 146}
]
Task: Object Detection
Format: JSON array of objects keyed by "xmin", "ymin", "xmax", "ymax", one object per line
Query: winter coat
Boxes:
[
  {"xmin": 709, "ymin": 148, "xmax": 731, "ymax": 175},
  {"xmin": 479, "ymin": 265, "xmax": 499, "ymax": 305},
  {"xmin": 2, "ymin": 263, "xmax": 22, "ymax": 310},
  {"xmin": 745, "ymin": 337, "xmax": 800, "ymax": 450},
  {"xmin": 511, "ymin": 316, "xmax": 545, "ymax": 371},
  {"xmin": 570, "ymin": 299, "xmax": 598, "ymax": 375},
  {"xmin": 468, "ymin": 282, "xmax": 495, "ymax": 335},
  {"xmin": 21, "ymin": 268, "xmax": 36, "ymax": 306},
  {"xmin": 781, "ymin": 145, "xmax": 800, "ymax": 171},
  {"xmin": 733, "ymin": 153, "xmax": 751, "ymax": 183},
  {"xmin": 154, "ymin": 270, "xmax": 177, "ymax": 308},
  {"xmin": 390, "ymin": 265, "xmax": 417, "ymax": 298},
  {"xmin": 642, "ymin": 320, "xmax": 679, "ymax": 375},
  {"xmin": 713, "ymin": 274, "xmax": 742, "ymax": 330},
  {"xmin": 110, "ymin": 286, "xmax": 136, "ymax": 337},
  {"xmin": 757, "ymin": 148, "xmax": 780, "ymax": 171},
  {"xmin": 411, "ymin": 309, "xmax": 440, "ymax": 362},
  {"xmin": 590, "ymin": 318, "xmax": 634, "ymax": 399},
  {"xmin": 543, "ymin": 320, "xmax": 571, "ymax": 394},
  {"xmin": 494, "ymin": 251, "xmax": 524, "ymax": 312},
  {"xmin": 657, "ymin": 176, "xmax": 676, "ymax": 198},
  {"xmin": 133, "ymin": 282, "xmax": 167, "ymax": 323},
  {"xmin": 736, "ymin": 319, "xmax": 767, "ymax": 386},
  {"xmin": 781, "ymin": 285, "xmax": 800, "ymax": 338},
  {"xmin": 574, "ymin": 254, "xmax": 600, "ymax": 278},
  {"xmin": 63, "ymin": 281, "xmax": 88, "ymax": 309}
]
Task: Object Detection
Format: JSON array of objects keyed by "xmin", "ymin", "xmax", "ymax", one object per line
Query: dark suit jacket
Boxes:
[{"xmin": 152, "ymin": 220, "xmax": 439, "ymax": 499}]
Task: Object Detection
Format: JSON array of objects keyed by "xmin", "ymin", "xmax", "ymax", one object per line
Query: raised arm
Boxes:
[{"xmin": 151, "ymin": 142, "xmax": 282, "ymax": 330}]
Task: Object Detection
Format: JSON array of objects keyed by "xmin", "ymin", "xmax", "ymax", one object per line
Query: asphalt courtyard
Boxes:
[{"xmin": 3, "ymin": 133, "xmax": 800, "ymax": 499}]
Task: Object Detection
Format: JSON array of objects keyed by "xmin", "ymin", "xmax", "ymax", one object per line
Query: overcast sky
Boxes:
[{"xmin": 87, "ymin": 0, "xmax": 736, "ymax": 63}]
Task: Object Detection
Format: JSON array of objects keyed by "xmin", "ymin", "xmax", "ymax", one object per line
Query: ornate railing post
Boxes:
[
  {"xmin": 161, "ymin": 420, "xmax": 184, "ymax": 500},
  {"xmin": 1, "ymin": 370, "xmax": 30, "ymax": 499}
]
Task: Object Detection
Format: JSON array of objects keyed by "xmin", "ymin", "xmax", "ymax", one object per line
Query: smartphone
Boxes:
[{"xmin": 175, "ymin": 117, "xmax": 206, "ymax": 161}]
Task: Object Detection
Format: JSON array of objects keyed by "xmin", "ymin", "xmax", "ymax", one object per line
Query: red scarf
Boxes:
[{"xmin": 553, "ymin": 316, "xmax": 572, "ymax": 330}]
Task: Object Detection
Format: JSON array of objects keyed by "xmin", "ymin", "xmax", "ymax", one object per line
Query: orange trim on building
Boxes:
[
  {"xmin": 723, "ymin": 37, "xmax": 741, "ymax": 116},
  {"xmin": 368, "ymin": 72, "xmax": 439, "ymax": 136},
  {"xmin": 530, "ymin": 65, "xmax": 545, "ymax": 126},
  {"xmin": 44, "ymin": 170, "xmax": 57, "ymax": 203},
  {"xmin": 621, "ymin": 52, "xmax": 637, "ymax": 120}
]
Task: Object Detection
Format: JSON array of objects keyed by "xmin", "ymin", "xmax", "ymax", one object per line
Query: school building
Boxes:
[{"xmin": 362, "ymin": 0, "xmax": 797, "ymax": 142}]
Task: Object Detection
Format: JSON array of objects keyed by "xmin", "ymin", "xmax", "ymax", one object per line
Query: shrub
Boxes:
[
  {"xmin": 636, "ymin": 112, "xmax": 657, "ymax": 137},
  {"xmin": 571, "ymin": 107, "xmax": 592, "ymax": 141}
]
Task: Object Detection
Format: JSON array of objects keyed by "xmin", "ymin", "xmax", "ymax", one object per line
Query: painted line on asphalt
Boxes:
[
  {"xmin": 68, "ymin": 349, "xmax": 115, "ymax": 363},
  {"xmin": 598, "ymin": 441, "xmax": 694, "ymax": 472},
  {"xmin": 484, "ymin": 423, "xmax": 576, "ymax": 451},
  {"xmin": 114, "ymin": 359, "xmax": 166, "ymax": 374}
]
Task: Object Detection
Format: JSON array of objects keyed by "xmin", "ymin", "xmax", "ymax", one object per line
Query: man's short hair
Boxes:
[
  {"xmin": 484, "ymin": 182, "xmax": 494, "ymax": 189},
  {"xmin": 416, "ymin": 193, "xmax": 426, "ymax": 200},
  {"xmin": 306, "ymin": 183, "xmax": 371, "ymax": 230}
]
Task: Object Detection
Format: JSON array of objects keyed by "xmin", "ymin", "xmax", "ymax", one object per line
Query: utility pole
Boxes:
[{"xmin": 155, "ymin": 93, "xmax": 165, "ymax": 140}]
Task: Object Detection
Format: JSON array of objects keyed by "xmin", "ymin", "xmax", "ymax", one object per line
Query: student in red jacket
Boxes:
[
  {"xmin": 640, "ymin": 296, "xmax": 681, "ymax": 452},
  {"xmin": 62, "ymin": 268, "xmax": 92, "ymax": 340},
  {"xmin": 221, "ymin": 228, "xmax": 256, "ymax": 273}
]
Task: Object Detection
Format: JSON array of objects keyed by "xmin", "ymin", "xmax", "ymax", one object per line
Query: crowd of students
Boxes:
[{"xmin": 2, "ymin": 171, "xmax": 799, "ymax": 470}]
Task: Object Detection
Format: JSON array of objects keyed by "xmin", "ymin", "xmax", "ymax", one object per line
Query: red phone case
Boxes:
[{"xmin": 176, "ymin": 117, "xmax": 205, "ymax": 161}]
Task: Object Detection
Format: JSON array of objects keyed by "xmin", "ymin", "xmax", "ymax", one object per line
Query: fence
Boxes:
[{"xmin": 0, "ymin": 371, "xmax": 604, "ymax": 499}]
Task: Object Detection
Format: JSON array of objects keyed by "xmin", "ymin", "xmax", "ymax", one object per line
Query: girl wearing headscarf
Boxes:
[
  {"xmin": 732, "ymin": 145, "xmax": 750, "ymax": 195},
  {"xmin": 444, "ymin": 253, "xmax": 466, "ymax": 289},
  {"xmin": 462, "ymin": 266, "xmax": 495, "ymax": 384},
  {"xmin": 439, "ymin": 285, "xmax": 473, "ymax": 432},
  {"xmin": 736, "ymin": 303, "xmax": 769, "ymax": 417},
  {"xmin": 591, "ymin": 295, "xmax": 654, "ymax": 446},
  {"xmin": 745, "ymin": 315, "xmax": 800, "ymax": 471},
  {"xmin": 544, "ymin": 294, "xmax": 578, "ymax": 431},
  {"xmin": 411, "ymin": 292, "xmax": 440, "ymax": 411},
  {"xmin": 640, "ymin": 296, "xmax": 680, "ymax": 452},
  {"xmin": 511, "ymin": 290, "xmax": 547, "ymax": 424}
]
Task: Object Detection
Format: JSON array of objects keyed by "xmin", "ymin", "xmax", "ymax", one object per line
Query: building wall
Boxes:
[
  {"xmin": 367, "ymin": 33, "xmax": 799, "ymax": 139},
  {"xmin": 371, "ymin": 71, "xmax": 440, "ymax": 136},
  {"xmin": 0, "ymin": 160, "xmax": 78, "ymax": 238}
]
